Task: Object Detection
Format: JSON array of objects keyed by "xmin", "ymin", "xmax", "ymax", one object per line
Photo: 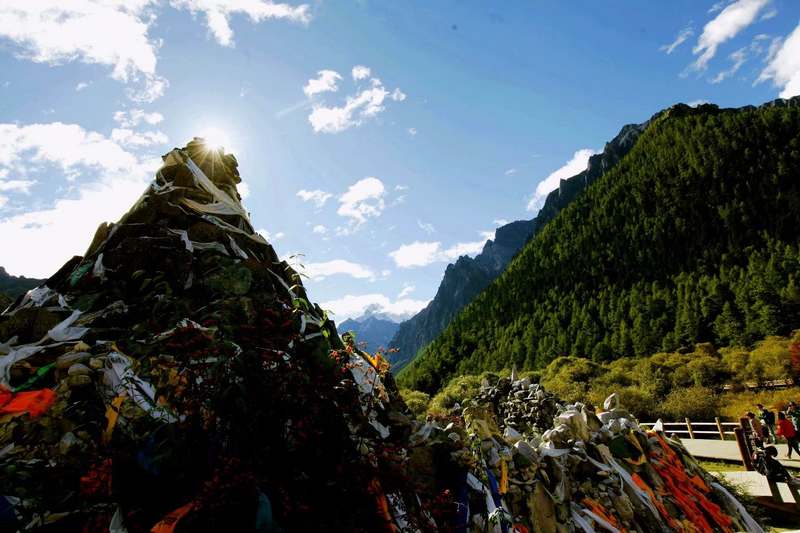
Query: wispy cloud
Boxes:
[
  {"xmin": 689, "ymin": 0, "xmax": 769, "ymax": 73},
  {"xmin": 397, "ymin": 283, "xmax": 415, "ymax": 299},
  {"xmin": 296, "ymin": 188, "xmax": 333, "ymax": 208},
  {"xmin": 113, "ymin": 109, "xmax": 164, "ymax": 128},
  {"xmin": 661, "ymin": 24, "xmax": 694, "ymax": 54},
  {"xmin": 169, "ymin": 0, "xmax": 310, "ymax": 47},
  {"xmin": 417, "ymin": 219, "xmax": 435, "ymax": 234},
  {"xmin": 711, "ymin": 46, "xmax": 748, "ymax": 83}
]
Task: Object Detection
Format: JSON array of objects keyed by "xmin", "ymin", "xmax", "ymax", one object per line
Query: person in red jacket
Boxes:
[{"xmin": 777, "ymin": 411, "xmax": 800, "ymax": 459}]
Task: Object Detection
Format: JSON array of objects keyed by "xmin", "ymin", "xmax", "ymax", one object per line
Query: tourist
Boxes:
[
  {"xmin": 746, "ymin": 412, "xmax": 764, "ymax": 448},
  {"xmin": 754, "ymin": 446, "xmax": 800, "ymax": 485},
  {"xmin": 776, "ymin": 411, "xmax": 800, "ymax": 459},
  {"xmin": 757, "ymin": 403, "xmax": 777, "ymax": 443},
  {"xmin": 787, "ymin": 400, "xmax": 800, "ymax": 430}
]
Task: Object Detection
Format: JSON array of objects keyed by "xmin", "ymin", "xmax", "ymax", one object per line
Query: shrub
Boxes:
[
  {"xmin": 743, "ymin": 336, "xmax": 792, "ymax": 384},
  {"xmin": 661, "ymin": 386, "xmax": 720, "ymax": 421},
  {"xmin": 588, "ymin": 385, "xmax": 659, "ymax": 421},
  {"xmin": 540, "ymin": 356, "xmax": 602, "ymax": 402},
  {"xmin": 399, "ymin": 389, "xmax": 430, "ymax": 419},
  {"xmin": 429, "ymin": 372, "xmax": 502, "ymax": 412}
]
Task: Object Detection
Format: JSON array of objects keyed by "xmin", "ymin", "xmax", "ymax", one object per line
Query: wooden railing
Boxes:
[{"xmin": 639, "ymin": 418, "xmax": 739, "ymax": 440}]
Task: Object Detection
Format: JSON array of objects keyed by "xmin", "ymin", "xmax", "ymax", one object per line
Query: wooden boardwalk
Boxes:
[
  {"xmin": 711, "ymin": 471, "xmax": 797, "ymax": 503},
  {"xmin": 682, "ymin": 439, "xmax": 800, "ymax": 469}
]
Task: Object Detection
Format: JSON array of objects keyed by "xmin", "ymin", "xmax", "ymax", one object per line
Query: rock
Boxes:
[
  {"xmin": 67, "ymin": 363, "xmax": 91, "ymax": 376},
  {"xmin": 56, "ymin": 352, "xmax": 92, "ymax": 369},
  {"xmin": 66, "ymin": 374, "xmax": 92, "ymax": 388}
]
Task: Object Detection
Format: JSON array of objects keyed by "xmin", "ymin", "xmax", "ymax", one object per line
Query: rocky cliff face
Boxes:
[{"xmin": 388, "ymin": 120, "xmax": 648, "ymax": 371}]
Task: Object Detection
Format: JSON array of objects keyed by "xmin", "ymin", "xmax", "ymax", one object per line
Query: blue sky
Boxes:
[{"xmin": 0, "ymin": 0, "xmax": 798, "ymax": 322}]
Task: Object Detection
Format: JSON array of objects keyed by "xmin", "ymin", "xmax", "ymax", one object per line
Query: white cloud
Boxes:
[
  {"xmin": 407, "ymin": 127, "xmax": 417, "ymax": 136},
  {"xmin": 337, "ymin": 177, "xmax": 385, "ymax": 227},
  {"xmin": 352, "ymin": 65, "xmax": 371, "ymax": 81},
  {"xmin": 504, "ymin": 168, "xmax": 518, "ymax": 176},
  {"xmin": 113, "ymin": 109, "xmax": 164, "ymax": 128},
  {"xmin": 417, "ymin": 219, "xmax": 435, "ymax": 234},
  {"xmin": 303, "ymin": 69, "xmax": 342, "ymax": 98},
  {"xmin": 389, "ymin": 235, "xmax": 488, "ymax": 268},
  {"xmin": 320, "ymin": 293, "xmax": 429, "ymax": 322},
  {"xmin": 0, "ymin": 1, "xmax": 159, "ymax": 83},
  {"xmin": 0, "ymin": 1, "xmax": 306, "ymax": 102},
  {"xmin": 312, "ymin": 224, "xmax": 327, "ymax": 235},
  {"xmin": 661, "ymin": 24, "xmax": 694, "ymax": 54},
  {"xmin": 296, "ymin": 188, "xmax": 332, "ymax": 207},
  {"xmin": 690, "ymin": 0, "xmax": 769, "ymax": 72},
  {"xmin": 687, "ymin": 99, "xmax": 710, "ymax": 107},
  {"xmin": 111, "ymin": 128, "xmax": 169, "ymax": 147},
  {"xmin": 0, "ymin": 122, "xmax": 158, "ymax": 277},
  {"xmin": 526, "ymin": 148, "xmax": 596, "ymax": 212},
  {"xmin": 238, "ymin": 180, "xmax": 250, "ymax": 199},
  {"xmin": 0, "ymin": 195, "xmax": 6, "ymax": 209},
  {"xmin": 397, "ymin": 283, "xmax": 415, "ymax": 299},
  {"xmin": 257, "ymin": 228, "xmax": 285, "ymax": 242},
  {"xmin": 758, "ymin": 23, "xmax": 800, "ymax": 98},
  {"xmin": 308, "ymin": 75, "xmax": 406, "ymax": 134},
  {"xmin": 169, "ymin": 0, "xmax": 310, "ymax": 47},
  {"xmin": 75, "ymin": 81, "xmax": 90, "ymax": 91},
  {"xmin": 493, "ymin": 218, "xmax": 509, "ymax": 226},
  {"xmin": 304, "ymin": 259, "xmax": 375, "ymax": 281},
  {"xmin": 0, "ymin": 122, "xmax": 140, "ymax": 173},
  {"xmin": 389, "ymin": 241, "xmax": 440, "ymax": 268}
]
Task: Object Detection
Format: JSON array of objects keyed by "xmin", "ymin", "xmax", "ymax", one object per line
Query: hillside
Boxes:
[
  {"xmin": 0, "ymin": 266, "xmax": 44, "ymax": 299},
  {"xmin": 388, "ymin": 119, "xmax": 647, "ymax": 371},
  {"xmin": 399, "ymin": 97, "xmax": 800, "ymax": 393}
]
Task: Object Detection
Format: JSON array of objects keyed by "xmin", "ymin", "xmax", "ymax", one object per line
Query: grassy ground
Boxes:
[{"xmin": 698, "ymin": 459, "xmax": 746, "ymax": 472}]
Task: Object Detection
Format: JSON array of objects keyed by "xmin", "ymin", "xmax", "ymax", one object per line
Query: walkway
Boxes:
[
  {"xmin": 681, "ymin": 439, "xmax": 800, "ymax": 469},
  {"xmin": 710, "ymin": 471, "xmax": 797, "ymax": 504}
]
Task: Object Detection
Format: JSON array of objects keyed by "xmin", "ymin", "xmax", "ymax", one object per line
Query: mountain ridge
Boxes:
[
  {"xmin": 387, "ymin": 116, "xmax": 649, "ymax": 371},
  {"xmin": 399, "ymin": 96, "xmax": 800, "ymax": 392}
]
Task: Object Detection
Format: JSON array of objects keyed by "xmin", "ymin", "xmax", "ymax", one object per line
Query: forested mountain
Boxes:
[
  {"xmin": 388, "ymin": 119, "xmax": 647, "ymax": 371},
  {"xmin": 0, "ymin": 266, "xmax": 43, "ymax": 300},
  {"xmin": 399, "ymin": 97, "xmax": 800, "ymax": 393}
]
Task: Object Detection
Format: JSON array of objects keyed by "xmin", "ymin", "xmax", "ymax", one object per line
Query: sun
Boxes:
[{"xmin": 197, "ymin": 126, "xmax": 235, "ymax": 152}]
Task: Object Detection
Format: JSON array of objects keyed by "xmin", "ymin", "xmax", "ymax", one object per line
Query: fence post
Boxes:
[
  {"xmin": 685, "ymin": 418, "xmax": 695, "ymax": 439},
  {"xmin": 734, "ymin": 427, "xmax": 754, "ymax": 470},
  {"xmin": 715, "ymin": 417, "xmax": 725, "ymax": 440}
]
